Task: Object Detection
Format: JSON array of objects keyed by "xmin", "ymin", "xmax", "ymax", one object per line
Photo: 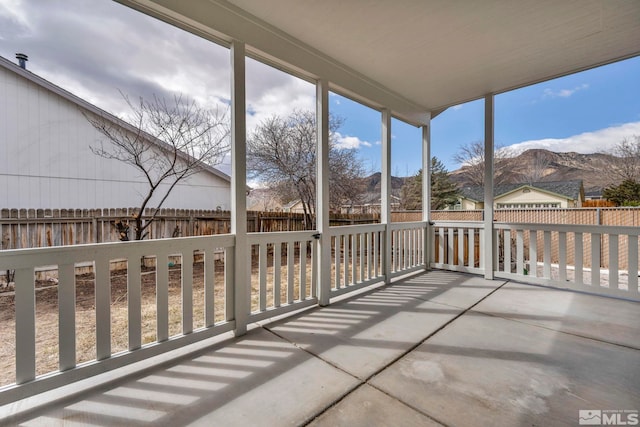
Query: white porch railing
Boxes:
[
  {"xmin": 328, "ymin": 224, "xmax": 385, "ymax": 296},
  {"xmin": 493, "ymin": 223, "xmax": 640, "ymax": 301},
  {"xmin": 9, "ymin": 218, "xmax": 636, "ymax": 405},
  {"xmin": 431, "ymin": 220, "xmax": 640, "ymax": 301},
  {"xmin": 0, "ymin": 222, "xmax": 433, "ymax": 405},
  {"xmin": 430, "ymin": 221, "xmax": 484, "ymax": 275},
  {"xmin": 246, "ymin": 231, "xmax": 318, "ymax": 322},
  {"xmin": 0, "ymin": 234, "xmax": 235, "ymax": 404},
  {"xmin": 389, "ymin": 221, "xmax": 428, "ymax": 278}
]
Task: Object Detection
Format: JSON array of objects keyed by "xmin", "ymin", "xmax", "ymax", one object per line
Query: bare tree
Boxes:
[
  {"xmin": 86, "ymin": 93, "xmax": 230, "ymax": 240},
  {"xmin": 453, "ymin": 140, "xmax": 514, "ymax": 186},
  {"xmin": 247, "ymin": 110, "xmax": 365, "ymax": 228},
  {"xmin": 606, "ymin": 135, "xmax": 640, "ymax": 183},
  {"xmin": 516, "ymin": 149, "xmax": 553, "ymax": 184}
]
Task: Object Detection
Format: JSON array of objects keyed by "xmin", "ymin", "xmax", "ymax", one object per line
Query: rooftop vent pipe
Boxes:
[{"xmin": 16, "ymin": 53, "xmax": 28, "ymax": 69}]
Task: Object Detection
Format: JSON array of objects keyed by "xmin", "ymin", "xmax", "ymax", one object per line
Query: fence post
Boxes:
[
  {"xmin": 230, "ymin": 41, "xmax": 249, "ymax": 336},
  {"xmin": 422, "ymin": 120, "xmax": 432, "ymax": 269},
  {"xmin": 316, "ymin": 79, "xmax": 331, "ymax": 306},
  {"xmin": 483, "ymin": 94, "xmax": 495, "ymax": 279},
  {"xmin": 381, "ymin": 109, "xmax": 392, "ymax": 282}
]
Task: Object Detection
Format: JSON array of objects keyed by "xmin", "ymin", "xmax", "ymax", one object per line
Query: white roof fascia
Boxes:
[{"xmin": 115, "ymin": 0, "xmax": 431, "ymax": 127}]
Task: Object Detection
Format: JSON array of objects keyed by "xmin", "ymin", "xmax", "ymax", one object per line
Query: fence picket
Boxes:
[
  {"xmin": 558, "ymin": 232, "xmax": 567, "ymax": 282},
  {"xmin": 516, "ymin": 230, "xmax": 524, "ymax": 275},
  {"xmin": 609, "ymin": 235, "xmax": 619, "ymax": 290},
  {"xmin": 529, "ymin": 230, "xmax": 537, "ymax": 277},
  {"xmin": 543, "ymin": 231, "xmax": 551, "ymax": 279},
  {"xmin": 575, "ymin": 232, "xmax": 583, "ymax": 286},
  {"xmin": 15, "ymin": 268, "xmax": 35, "ymax": 384},
  {"xmin": 58, "ymin": 263, "xmax": 76, "ymax": 371},
  {"xmin": 128, "ymin": 259, "xmax": 142, "ymax": 350},
  {"xmin": 504, "ymin": 229, "xmax": 513, "ymax": 273},
  {"xmin": 287, "ymin": 242, "xmax": 294, "ymax": 304},
  {"xmin": 274, "ymin": 243, "xmax": 282, "ymax": 307},
  {"xmin": 300, "ymin": 241, "xmax": 307, "ymax": 299},
  {"xmin": 458, "ymin": 228, "xmax": 464, "ymax": 267},
  {"xmin": 628, "ymin": 235, "xmax": 638, "ymax": 294},
  {"xmin": 183, "ymin": 250, "xmax": 194, "ymax": 334},
  {"xmin": 335, "ymin": 236, "xmax": 341, "ymax": 289},
  {"xmin": 156, "ymin": 253, "xmax": 169, "ymax": 341},
  {"xmin": 259, "ymin": 243, "xmax": 267, "ymax": 311},
  {"xmin": 591, "ymin": 233, "xmax": 601, "ymax": 287}
]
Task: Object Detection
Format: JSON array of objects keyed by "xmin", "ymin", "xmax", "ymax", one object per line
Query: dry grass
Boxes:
[
  {"xmin": 0, "ymin": 251, "xmax": 325, "ymax": 388},
  {"xmin": 0, "ymin": 243, "xmax": 382, "ymax": 388}
]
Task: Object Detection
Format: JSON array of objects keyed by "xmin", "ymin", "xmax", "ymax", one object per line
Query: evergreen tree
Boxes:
[
  {"xmin": 400, "ymin": 157, "xmax": 459, "ymax": 210},
  {"xmin": 603, "ymin": 179, "xmax": 640, "ymax": 206}
]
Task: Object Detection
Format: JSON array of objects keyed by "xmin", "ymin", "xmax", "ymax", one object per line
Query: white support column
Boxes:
[
  {"xmin": 231, "ymin": 41, "xmax": 249, "ymax": 336},
  {"xmin": 483, "ymin": 94, "xmax": 495, "ymax": 279},
  {"xmin": 316, "ymin": 79, "xmax": 331, "ymax": 306},
  {"xmin": 381, "ymin": 109, "xmax": 392, "ymax": 282},
  {"xmin": 422, "ymin": 117, "xmax": 432, "ymax": 270}
]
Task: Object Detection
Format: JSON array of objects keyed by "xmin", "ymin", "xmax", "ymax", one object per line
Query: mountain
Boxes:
[
  {"xmin": 450, "ymin": 149, "xmax": 619, "ymax": 193},
  {"xmin": 363, "ymin": 172, "xmax": 409, "ymax": 194}
]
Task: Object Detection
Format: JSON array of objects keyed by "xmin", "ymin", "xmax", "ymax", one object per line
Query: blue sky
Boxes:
[
  {"xmin": 2, "ymin": 0, "xmax": 639, "ymax": 179},
  {"xmin": 331, "ymin": 55, "xmax": 640, "ymax": 174}
]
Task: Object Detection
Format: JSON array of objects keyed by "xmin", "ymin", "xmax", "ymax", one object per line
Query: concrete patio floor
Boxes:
[{"xmin": 6, "ymin": 270, "xmax": 640, "ymax": 426}]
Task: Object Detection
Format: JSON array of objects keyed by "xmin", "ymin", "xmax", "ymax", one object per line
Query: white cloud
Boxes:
[
  {"xmin": 334, "ymin": 133, "xmax": 372, "ymax": 149},
  {"xmin": 542, "ymin": 83, "xmax": 589, "ymax": 99},
  {"xmin": 0, "ymin": 0, "xmax": 31, "ymax": 29},
  {"xmin": 507, "ymin": 121, "xmax": 640, "ymax": 154},
  {"xmin": 451, "ymin": 104, "xmax": 463, "ymax": 111},
  {"xmin": 0, "ymin": 0, "xmax": 319, "ymax": 138}
]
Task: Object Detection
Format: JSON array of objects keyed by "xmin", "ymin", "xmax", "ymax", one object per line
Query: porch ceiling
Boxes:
[{"xmin": 119, "ymin": 0, "xmax": 640, "ymax": 125}]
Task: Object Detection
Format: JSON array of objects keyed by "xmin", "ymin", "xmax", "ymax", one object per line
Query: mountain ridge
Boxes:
[{"xmin": 449, "ymin": 148, "xmax": 618, "ymax": 193}]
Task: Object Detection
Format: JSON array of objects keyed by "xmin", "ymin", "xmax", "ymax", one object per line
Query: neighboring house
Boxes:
[
  {"xmin": 282, "ymin": 199, "xmax": 307, "ymax": 214},
  {"xmin": 341, "ymin": 193, "xmax": 401, "ymax": 214},
  {"xmin": 584, "ymin": 188, "xmax": 603, "ymax": 201},
  {"xmin": 458, "ymin": 180, "xmax": 584, "ymax": 209},
  {"xmin": 0, "ymin": 55, "xmax": 231, "ymax": 210}
]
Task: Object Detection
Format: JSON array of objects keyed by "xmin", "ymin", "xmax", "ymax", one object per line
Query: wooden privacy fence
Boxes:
[
  {"xmin": 0, "ymin": 208, "xmax": 380, "ymax": 250},
  {"xmin": 431, "ymin": 207, "xmax": 640, "ymax": 226}
]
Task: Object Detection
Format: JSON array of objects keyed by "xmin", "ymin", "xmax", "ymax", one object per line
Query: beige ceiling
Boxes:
[{"xmin": 121, "ymin": 0, "xmax": 640, "ymax": 125}]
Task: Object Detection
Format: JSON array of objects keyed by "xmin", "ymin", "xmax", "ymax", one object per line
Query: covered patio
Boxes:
[
  {"xmin": 1, "ymin": 0, "xmax": 640, "ymax": 424},
  {"xmin": 5, "ymin": 271, "xmax": 639, "ymax": 425}
]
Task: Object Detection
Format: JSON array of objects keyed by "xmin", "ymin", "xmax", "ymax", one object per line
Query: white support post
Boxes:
[
  {"xmin": 382, "ymin": 109, "xmax": 392, "ymax": 282},
  {"xmin": 422, "ymin": 118, "xmax": 432, "ymax": 270},
  {"xmin": 483, "ymin": 94, "xmax": 495, "ymax": 279},
  {"xmin": 316, "ymin": 79, "xmax": 331, "ymax": 306},
  {"xmin": 231, "ymin": 41, "xmax": 249, "ymax": 336}
]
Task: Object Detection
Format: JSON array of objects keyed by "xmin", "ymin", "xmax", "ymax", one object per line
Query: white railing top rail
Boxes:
[
  {"xmin": 388, "ymin": 221, "xmax": 427, "ymax": 230},
  {"xmin": 327, "ymin": 223, "xmax": 385, "ymax": 236},
  {"xmin": 432, "ymin": 221, "xmax": 484, "ymax": 228},
  {"xmin": 247, "ymin": 230, "xmax": 317, "ymax": 244},
  {"xmin": 0, "ymin": 234, "xmax": 235, "ymax": 270},
  {"xmin": 493, "ymin": 222, "xmax": 640, "ymax": 236}
]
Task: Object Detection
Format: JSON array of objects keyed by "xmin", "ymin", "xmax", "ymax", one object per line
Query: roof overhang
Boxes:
[{"xmin": 117, "ymin": 0, "xmax": 640, "ymax": 126}]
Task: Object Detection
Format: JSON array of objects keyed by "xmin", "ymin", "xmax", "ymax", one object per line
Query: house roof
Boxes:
[
  {"xmin": 119, "ymin": 0, "xmax": 640, "ymax": 126},
  {"xmin": 0, "ymin": 55, "xmax": 231, "ymax": 184},
  {"xmin": 460, "ymin": 180, "xmax": 584, "ymax": 203},
  {"xmin": 282, "ymin": 199, "xmax": 302, "ymax": 210}
]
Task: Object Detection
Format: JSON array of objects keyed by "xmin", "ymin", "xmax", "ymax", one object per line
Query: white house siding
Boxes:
[
  {"xmin": 495, "ymin": 189, "xmax": 571, "ymax": 209},
  {"xmin": 0, "ymin": 64, "xmax": 230, "ymax": 210},
  {"xmin": 461, "ymin": 199, "xmax": 480, "ymax": 210}
]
